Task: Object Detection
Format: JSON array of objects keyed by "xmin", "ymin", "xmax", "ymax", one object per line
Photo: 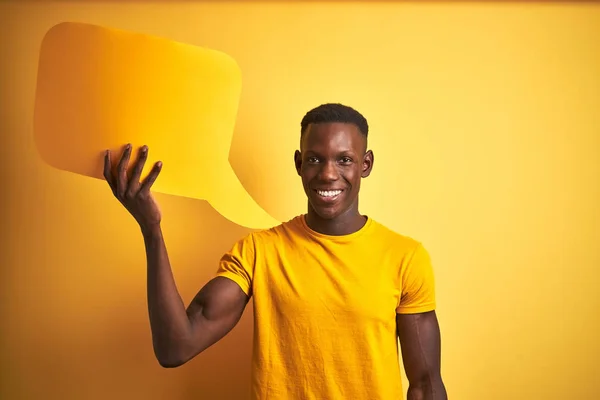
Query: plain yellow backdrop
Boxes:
[{"xmin": 1, "ymin": 1, "xmax": 599, "ymax": 399}]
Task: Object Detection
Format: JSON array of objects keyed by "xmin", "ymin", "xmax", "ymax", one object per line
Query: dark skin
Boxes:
[
  {"xmin": 294, "ymin": 122, "xmax": 373, "ymax": 235},
  {"xmin": 398, "ymin": 311, "xmax": 447, "ymax": 400},
  {"xmin": 104, "ymin": 122, "xmax": 446, "ymax": 398},
  {"xmin": 103, "ymin": 144, "xmax": 248, "ymax": 368}
]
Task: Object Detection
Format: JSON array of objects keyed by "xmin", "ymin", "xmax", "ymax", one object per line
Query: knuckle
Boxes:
[{"xmin": 124, "ymin": 190, "xmax": 135, "ymax": 200}]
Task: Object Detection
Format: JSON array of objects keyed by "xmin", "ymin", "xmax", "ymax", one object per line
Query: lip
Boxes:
[{"xmin": 313, "ymin": 188, "xmax": 344, "ymax": 203}]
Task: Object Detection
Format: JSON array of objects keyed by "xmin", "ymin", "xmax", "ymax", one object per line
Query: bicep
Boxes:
[
  {"xmin": 396, "ymin": 311, "xmax": 442, "ymax": 383},
  {"xmin": 186, "ymin": 276, "xmax": 250, "ymax": 354}
]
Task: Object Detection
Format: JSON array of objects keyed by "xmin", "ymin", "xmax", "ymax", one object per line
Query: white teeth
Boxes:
[{"xmin": 317, "ymin": 190, "xmax": 342, "ymax": 197}]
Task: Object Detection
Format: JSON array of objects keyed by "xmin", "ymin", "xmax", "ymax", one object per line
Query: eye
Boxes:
[
  {"xmin": 340, "ymin": 157, "xmax": 353, "ymax": 164},
  {"xmin": 307, "ymin": 156, "xmax": 320, "ymax": 163}
]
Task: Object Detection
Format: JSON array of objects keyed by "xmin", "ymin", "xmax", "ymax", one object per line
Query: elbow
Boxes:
[
  {"xmin": 157, "ymin": 357, "xmax": 185, "ymax": 369},
  {"xmin": 155, "ymin": 351, "xmax": 190, "ymax": 368},
  {"xmin": 153, "ymin": 343, "xmax": 194, "ymax": 369}
]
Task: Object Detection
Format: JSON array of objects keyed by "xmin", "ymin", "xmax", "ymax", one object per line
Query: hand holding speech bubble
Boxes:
[{"xmin": 33, "ymin": 22, "xmax": 280, "ymax": 230}]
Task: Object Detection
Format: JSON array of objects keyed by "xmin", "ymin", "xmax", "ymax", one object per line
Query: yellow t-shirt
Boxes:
[{"xmin": 216, "ymin": 215, "xmax": 436, "ymax": 400}]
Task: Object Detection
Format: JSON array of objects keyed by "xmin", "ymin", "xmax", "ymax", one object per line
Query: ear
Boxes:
[
  {"xmin": 361, "ymin": 150, "xmax": 374, "ymax": 178},
  {"xmin": 294, "ymin": 150, "xmax": 302, "ymax": 176}
]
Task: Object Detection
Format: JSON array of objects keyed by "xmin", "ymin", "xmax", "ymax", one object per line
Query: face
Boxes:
[{"xmin": 294, "ymin": 122, "xmax": 374, "ymax": 221}]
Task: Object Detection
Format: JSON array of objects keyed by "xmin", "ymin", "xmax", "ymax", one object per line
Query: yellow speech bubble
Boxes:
[{"xmin": 33, "ymin": 22, "xmax": 279, "ymax": 230}]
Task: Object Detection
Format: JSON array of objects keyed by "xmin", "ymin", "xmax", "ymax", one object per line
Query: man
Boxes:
[{"xmin": 103, "ymin": 103, "xmax": 447, "ymax": 399}]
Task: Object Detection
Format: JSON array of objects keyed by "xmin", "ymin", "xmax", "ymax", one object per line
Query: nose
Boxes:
[{"xmin": 317, "ymin": 160, "xmax": 339, "ymax": 182}]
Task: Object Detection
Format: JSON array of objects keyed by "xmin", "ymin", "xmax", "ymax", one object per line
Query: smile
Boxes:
[{"xmin": 315, "ymin": 189, "xmax": 343, "ymax": 199}]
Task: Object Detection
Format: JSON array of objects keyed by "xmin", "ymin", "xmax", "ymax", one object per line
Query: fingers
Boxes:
[
  {"xmin": 103, "ymin": 150, "xmax": 116, "ymax": 193},
  {"xmin": 116, "ymin": 144, "xmax": 132, "ymax": 197},
  {"xmin": 105, "ymin": 144, "xmax": 160, "ymax": 200},
  {"xmin": 139, "ymin": 161, "xmax": 163, "ymax": 194},
  {"xmin": 126, "ymin": 145, "xmax": 148, "ymax": 198}
]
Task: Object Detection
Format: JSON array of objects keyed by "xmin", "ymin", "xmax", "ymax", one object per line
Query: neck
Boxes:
[{"xmin": 305, "ymin": 205, "xmax": 367, "ymax": 236}]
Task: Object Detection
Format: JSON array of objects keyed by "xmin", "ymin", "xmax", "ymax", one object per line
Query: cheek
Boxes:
[
  {"xmin": 343, "ymin": 175, "xmax": 362, "ymax": 198},
  {"xmin": 300, "ymin": 171, "xmax": 313, "ymax": 187},
  {"xmin": 342, "ymin": 169, "xmax": 360, "ymax": 184}
]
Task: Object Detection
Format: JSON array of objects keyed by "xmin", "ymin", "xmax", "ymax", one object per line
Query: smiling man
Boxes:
[{"xmin": 104, "ymin": 103, "xmax": 447, "ymax": 400}]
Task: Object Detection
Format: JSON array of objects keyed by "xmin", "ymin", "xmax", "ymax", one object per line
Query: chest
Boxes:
[{"xmin": 253, "ymin": 244, "xmax": 401, "ymax": 324}]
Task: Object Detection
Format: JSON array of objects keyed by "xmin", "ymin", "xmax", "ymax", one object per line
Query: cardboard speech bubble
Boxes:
[{"xmin": 33, "ymin": 22, "xmax": 280, "ymax": 230}]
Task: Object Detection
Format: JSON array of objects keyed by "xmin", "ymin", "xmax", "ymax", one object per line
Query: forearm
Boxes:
[
  {"xmin": 142, "ymin": 224, "xmax": 192, "ymax": 367},
  {"xmin": 407, "ymin": 379, "xmax": 447, "ymax": 400}
]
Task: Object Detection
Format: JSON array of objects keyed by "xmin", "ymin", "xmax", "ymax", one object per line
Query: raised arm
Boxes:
[
  {"xmin": 104, "ymin": 144, "xmax": 249, "ymax": 368},
  {"xmin": 396, "ymin": 311, "xmax": 447, "ymax": 400},
  {"xmin": 143, "ymin": 226, "xmax": 249, "ymax": 367}
]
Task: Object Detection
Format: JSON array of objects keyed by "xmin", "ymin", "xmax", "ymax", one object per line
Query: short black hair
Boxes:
[{"xmin": 300, "ymin": 103, "xmax": 369, "ymax": 137}]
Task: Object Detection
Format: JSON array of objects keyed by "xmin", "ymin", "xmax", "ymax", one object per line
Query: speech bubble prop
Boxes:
[{"xmin": 33, "ymin": 22, "xmax": 280, "ymax": 230}]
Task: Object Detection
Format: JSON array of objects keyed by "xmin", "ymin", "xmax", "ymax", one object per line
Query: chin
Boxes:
[
  {"xmin": 314, "ymin": 210, "xmax": 338, "ymax": 220},
  {"xmin": 309, "ymin": 203, "xmax": 344, "ymax": 220}
]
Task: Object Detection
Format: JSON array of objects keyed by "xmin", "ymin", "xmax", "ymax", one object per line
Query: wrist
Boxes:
[{"xmin": 140, "ymin": 222, "xmax": 162, "ymax": 238}]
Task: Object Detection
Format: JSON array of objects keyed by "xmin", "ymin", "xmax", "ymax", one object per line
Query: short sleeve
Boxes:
[
  {"xmin": 396, "ymin": 242, "xmax": 437, "ymax": 314},
  {"xmin": 215, "ymin": 233, "xmax": 256, "ymax": 296}
]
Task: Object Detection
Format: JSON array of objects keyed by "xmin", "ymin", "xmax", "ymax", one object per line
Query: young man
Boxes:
[{"xmin": 104, "ymin": 103, "xmax": 447, "ymax": 399}]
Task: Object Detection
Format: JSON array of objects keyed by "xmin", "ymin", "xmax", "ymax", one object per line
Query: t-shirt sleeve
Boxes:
[
  {"xmin": 215, "ymin": 233, "xmax": 256, "ymax": 296},
  {"xmin": 396, "ymin": 242, "xmax": 437, "ymax": 314}
]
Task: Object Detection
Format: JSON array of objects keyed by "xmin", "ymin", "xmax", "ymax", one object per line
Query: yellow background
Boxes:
[{"xmin": 1, "ymin": 1, "xmax": 599, "ymax": 399}]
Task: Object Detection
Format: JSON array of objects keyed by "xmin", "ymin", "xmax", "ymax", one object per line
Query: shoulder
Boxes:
[
  {"xmin": 368, "ymin": 218, "xmax": 422, "ymax": 252},
  {"xmin": 241, "ymin": 214, "xmax": 306, "ymax": 246}
]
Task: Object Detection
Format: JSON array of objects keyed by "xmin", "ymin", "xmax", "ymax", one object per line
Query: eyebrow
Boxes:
[{"xmin": 304, "ymin": 149, "xmax": 356, "ymax": 155}]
